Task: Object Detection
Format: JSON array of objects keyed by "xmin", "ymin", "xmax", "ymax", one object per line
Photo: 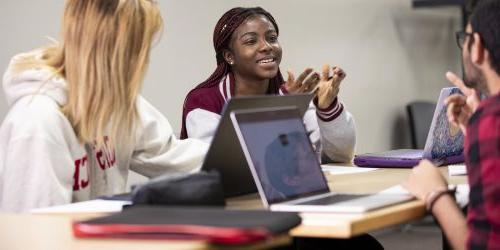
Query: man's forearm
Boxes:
[{"xmin": 432, "ymin": 195, "xmax": 468, "ymax": 250}]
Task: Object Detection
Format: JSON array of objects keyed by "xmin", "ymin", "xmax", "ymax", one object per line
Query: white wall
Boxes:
[{"xmin": 0, "ymin": 0, "xmax": 462, "ymax": 154}]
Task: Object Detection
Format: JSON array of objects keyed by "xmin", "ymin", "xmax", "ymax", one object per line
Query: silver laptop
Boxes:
[
  {"xmin": 201, "ymin": 94, "xmax": 314, "ymax": 197},
  {"xmin": 230, "ymin": 107, "xmax": 414, "ymax": 213}
]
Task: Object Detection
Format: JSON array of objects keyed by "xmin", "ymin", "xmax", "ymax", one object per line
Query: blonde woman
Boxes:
[{"xmin": 0, "ymin": 0, "xmax": 207, "ymax": 212}]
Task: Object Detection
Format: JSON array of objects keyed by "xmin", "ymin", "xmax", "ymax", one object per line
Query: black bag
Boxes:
[{"xmin": 131, "ymin": 170, "xmax": 225, "ymax": 206}]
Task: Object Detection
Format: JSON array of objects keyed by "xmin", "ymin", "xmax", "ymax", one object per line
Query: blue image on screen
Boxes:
[{"xmin": 238, "ymin": 117, "xmax": 328, "ymax": 204}]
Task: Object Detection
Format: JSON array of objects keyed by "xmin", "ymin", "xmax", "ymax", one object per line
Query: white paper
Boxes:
[
  {"xmin": 448, "ymin": 164, "xmax": 467, "ymax": 176},
  {"xmin": 30, "ymin": 199, "xmax": 130, "ymax": 214},
  {"xmin": 455, "ymin": 184, "xmax": 470, "ymax": 208},
  {"xmin": 379, "ymin": 184, "xmax": 470, "ymax": 208},
  {"xmin": 321, "ymin": 165, "xmax": 379, "ymax": 175},
  {"xmin": 378, "ymin": 185, "xmax": 410, "ymax": 195}
]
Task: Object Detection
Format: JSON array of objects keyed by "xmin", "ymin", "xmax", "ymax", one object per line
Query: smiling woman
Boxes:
[
  {"xmin": 180, "ymin": 7, "xmax": 357, "ymax": 164},
  {"xmin": 225, "ymin": 14, "xmax": 283, "ymax": 95}
]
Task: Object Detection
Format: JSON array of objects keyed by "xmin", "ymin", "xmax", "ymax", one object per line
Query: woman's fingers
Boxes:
[
  {"xmin": 287, "ymin": 70, "xmax": 295, "ymax": 86},
  {"xmin": 333, "ymin": 66, "xmax": 346, "ymax": 80},
  {"xmin": 296, "ymin": 68, "xmax": 313, "ymax": 85},
  {"xmin": 302, "ymin": 72, "xmax": 320, "ymax": 91},
  {"xmin": 321, "ymin": 64, "xmax": 330, "ymax": 81}
]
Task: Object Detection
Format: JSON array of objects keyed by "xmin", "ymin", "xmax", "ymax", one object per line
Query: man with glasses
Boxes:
[{"xmin": 403, "ymin": 0, "xmax": 500, "ymax": 249}]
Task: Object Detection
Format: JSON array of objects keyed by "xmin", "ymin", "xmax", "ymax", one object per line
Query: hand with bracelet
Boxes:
[
  {"xmin": 403, "ymin": 160, "xmax": 467, "ymax": 250},
  {"xmin": 402, "ymin": 160, "xmax": 455, "ymax": 213}
]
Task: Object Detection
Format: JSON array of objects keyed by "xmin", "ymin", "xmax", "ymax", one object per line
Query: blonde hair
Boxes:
[{"xmin": 14, "ymin": 0, "xmax": 162, "ymax": 146}]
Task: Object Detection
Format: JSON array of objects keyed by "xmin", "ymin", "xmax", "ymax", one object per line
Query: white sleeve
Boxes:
[
  {"xmin": 130, "ymin": 97, "xmax": 208, "ymax": 178},
  {"xmin": 0, "ymin": 136, "xmax": 74, "ymax": 212},
  {"xmin": 304, "ymin": 102, "xmax": 356, "ymax": 163},
  {"xmin": 303, "ymin": 104, "xmax": 323, "ymax": 160},
  {"xmin": 317, "ymin": 110, "xmax": 356, "ymax": 163},
  {"xmin": 185, "ymin": 108, "xmax": 221, "ymax": 144}
]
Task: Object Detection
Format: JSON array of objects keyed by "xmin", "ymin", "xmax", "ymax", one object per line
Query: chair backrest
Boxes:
[{"xmin": 406, "ymin": 101, "xmax": 436, "ymax": 149}]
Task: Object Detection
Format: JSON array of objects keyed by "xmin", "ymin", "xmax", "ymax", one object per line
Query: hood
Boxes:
[{"xmin": 2, "ymin": 53, "xmax": 67, "ymax": 107}]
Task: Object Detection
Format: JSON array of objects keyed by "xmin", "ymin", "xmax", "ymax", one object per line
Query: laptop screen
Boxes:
[
  {"xmin": 423, "ymin": 87, "xmax": 465, "ymax": 160},
  {"xmin": 232, "ymin": 108, "xmax": 329, "ymax": 204}
]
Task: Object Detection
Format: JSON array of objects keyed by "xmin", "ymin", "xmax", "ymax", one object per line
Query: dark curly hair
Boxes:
[{"xmin": 469, "ymin": 0, "xmax": 500, "ymax": 75}]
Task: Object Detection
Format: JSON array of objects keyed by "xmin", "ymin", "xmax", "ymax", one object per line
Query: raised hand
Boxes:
[
  {"xmin": 285, "ymin": 68, "xmax": 320, "ymax": 94},
  {"xmin": 444, "ymin": 71, "xmax": 481, "ymax": 134},
  {"xmin": 316, "ymin": 64, "xmax": 346, "ymax": 109}
]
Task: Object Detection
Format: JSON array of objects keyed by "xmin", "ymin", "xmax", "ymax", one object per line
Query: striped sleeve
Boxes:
[{"xmin": 313, "ymin": 97, "xmax": 344, "ymax": 122}]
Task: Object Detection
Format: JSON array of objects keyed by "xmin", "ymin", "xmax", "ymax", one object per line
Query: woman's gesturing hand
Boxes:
[{"xmin": 316, "ymin": 64, "xmax": 346, "ymax": 109}]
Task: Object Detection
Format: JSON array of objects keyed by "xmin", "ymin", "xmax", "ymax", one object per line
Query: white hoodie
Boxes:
[{"xmin": 0, "ymin": 53, "xmax": 208, "ymax": 212}]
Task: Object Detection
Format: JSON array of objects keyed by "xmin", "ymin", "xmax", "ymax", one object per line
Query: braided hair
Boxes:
[{"xmin": 181, "ymin": 7, "xmax": 284, "ymax": 139}]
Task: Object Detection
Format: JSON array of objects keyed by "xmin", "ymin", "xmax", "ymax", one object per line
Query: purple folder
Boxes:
[{"xmin": 354, "ymin": 149, "xmax": 464, "ymax": 168}]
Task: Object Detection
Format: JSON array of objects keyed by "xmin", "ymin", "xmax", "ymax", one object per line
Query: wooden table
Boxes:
[
  {"xmin": 0, "ymin": 212, "xmax": 290, "ymax": 250},
  {"xmin": 0, "ymin": 213, "xmax": 207, "ymax": 250},
  {"xmin": 227, "ymin": 165, "xmax": 467, "ymax": 239},
  {"xmin": 1, "ymin": 165, "xmax": 467, "ymax": 249}
]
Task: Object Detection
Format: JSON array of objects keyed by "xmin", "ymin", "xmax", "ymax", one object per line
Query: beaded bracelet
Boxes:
[{"xmin": 425, "ymin": 185, "xmax": 457, "ymax": 212}]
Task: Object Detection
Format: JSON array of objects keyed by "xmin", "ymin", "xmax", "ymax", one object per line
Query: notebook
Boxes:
[
  {"xmin": 354, "ymin": 87, "xmax": 465, "ymax": 168},
  {"xmin": 230, "ymin": 107, "xmax": 413, "ymax": 213},
  {"xmin": 73, "ymin": 205, "xmax": 302, "ymax": 245},
  {"xmin": 201, "ymin": 93, "xmax": 314, "ymax": 197}
]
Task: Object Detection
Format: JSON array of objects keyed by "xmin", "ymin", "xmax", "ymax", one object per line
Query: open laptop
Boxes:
[
  {"xmin": 354, "ymin": 87, "xmax": 465, "ymax": 168},
  {"xmin": 230, "ymin": 107, "xmax": 413, "ymax": 213},
  {"xmin": 201, "ymin": 94, "xmax": 314, "ymax": 197}
]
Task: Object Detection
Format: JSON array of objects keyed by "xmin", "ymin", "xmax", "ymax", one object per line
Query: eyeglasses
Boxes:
[{"xmin": 455, "ymin": 31, "xmax": 473, "ymax": 50}]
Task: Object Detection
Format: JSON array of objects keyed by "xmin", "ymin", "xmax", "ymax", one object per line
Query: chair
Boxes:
[{"xmin": 406, "ymin": 101, "xmax": 436, "ymax": 149}]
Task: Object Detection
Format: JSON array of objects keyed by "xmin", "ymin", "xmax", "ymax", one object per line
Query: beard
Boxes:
[{"xmin": 462, "ymin": 56, "xmax": 488, "ymax": 95}]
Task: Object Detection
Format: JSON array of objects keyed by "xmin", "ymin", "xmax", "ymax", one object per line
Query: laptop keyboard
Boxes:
[{"xmin": 298, "ymin": 194, "xmax": 369, "ymax": 206}]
